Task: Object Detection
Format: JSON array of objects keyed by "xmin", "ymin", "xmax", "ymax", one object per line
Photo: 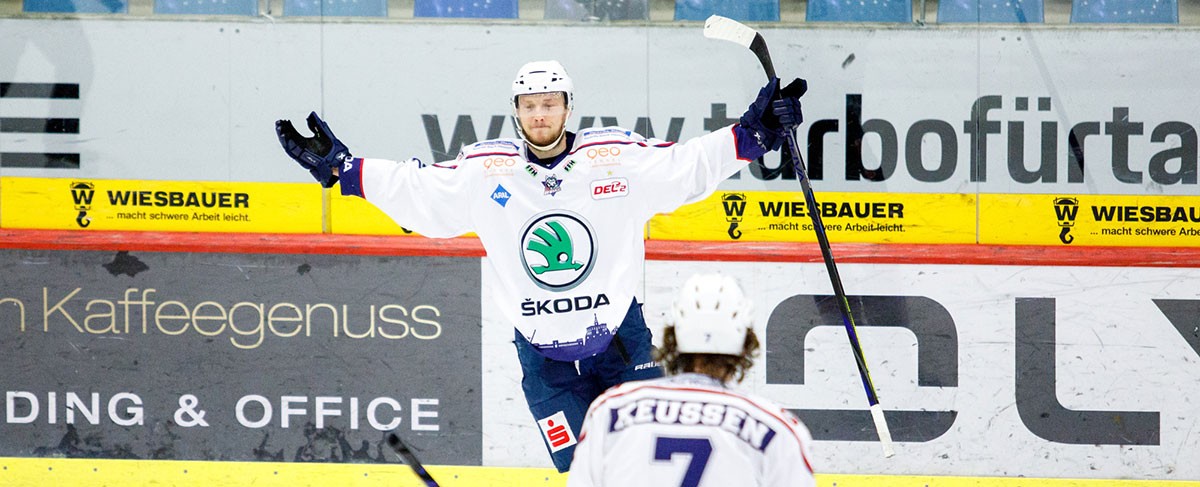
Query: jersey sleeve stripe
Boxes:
[
  {"xmin": 358, "ymin": 159, "xmax": 365, "ymax": 198},
  {"xmin": 338, "ymin": 157, "xmax": 366, "ymax": 199},
  {"xmin": 462, "ymin": 151, "xmax": 520, "ymax": 159},
  {"xmin": 569, "ymin": 139, "xmax": 638, "ymax": 153},
  {"xmin": 569, "ymin": 139, "xmax": 676, "ymax": 155},
  {"xmin": 730, "ymin": 125, "xmax": 759, "ymax": 162}
]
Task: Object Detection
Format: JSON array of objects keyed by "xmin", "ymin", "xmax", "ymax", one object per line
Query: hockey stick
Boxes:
[
  {"xmin": 703, "ymin": 15, "xmax": 896, "ymax": 458},
  {"xmin": 386, "ymin": 432, "xmax": 441, "ymax": 487}
]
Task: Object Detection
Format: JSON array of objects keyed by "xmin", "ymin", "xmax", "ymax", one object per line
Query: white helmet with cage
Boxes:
[
  {"xmin": 510, "ymin": 60, "xmax": 574, "ymax": 151},
  {"xmin": 669, "ymin": 274, "xmax": 754, "ymax": 356}
]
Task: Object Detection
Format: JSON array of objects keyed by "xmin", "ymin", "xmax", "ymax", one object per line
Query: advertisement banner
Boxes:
[
  {"xmin": 0, "ymin": 177, "xmax": 322, "ymax": 233},
  {"xmin": 482, "ymin": 259, "xmax": 1200, "ymax": 479},
  {"xmin": 640, "ymin": 261, "xmax": 1199, "ymax": 480},
  {"xmin": 329, "ymin": 192, "xmax": 411, "ymax": 236},
  {"xmin": 981, "ymin": 193, "xmax": 1200, "ymax": 246},
  {"xmin": 0, "ymin": 249, "xmax": 483, "ymax": 465},
  {"xmin": 648, "ymin": 190, "xmax": 977, "ymax": 243},
  {"xmin": 328, "ymin": 193, "xmax": 481, "ymax": 239},
  {"xmin": 2, "ymin": 19, "xmax": 1196, "ymax": 198},
  {"xmin": 5, "ymin": 19, "xmax": 1199, "ymax": 245}
]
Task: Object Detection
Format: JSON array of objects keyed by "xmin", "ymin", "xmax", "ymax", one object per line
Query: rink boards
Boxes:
[
  {"xmin": 4, "ymin": 176, "xmax": 1200, "ymax": 247},
  {"xmin": 3, "ymin": 13, "xmax": 1200, "ymax": 486},
  {"xmin": 0, "ymin": 231, "xmax": 1196, "ymax": 485},
  {"xmin": 1, "ymin": 457, "xmax": 1197, "ymax": 487},
  {"xmin": 3, "ymin": 19, "xmax": 1198, "ymax": 199}
]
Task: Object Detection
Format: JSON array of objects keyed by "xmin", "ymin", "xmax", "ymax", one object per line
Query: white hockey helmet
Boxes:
[
  {"xmin": 511, "ymin": 60, "xmax": 574, "ymax": 111},
  {"xmin": 511, "ymin": 60, "xmax": 574, "ymax": 151},
  {"xmin": 670, "ymin": 274, "xmax": 755, "ymax": 356}
]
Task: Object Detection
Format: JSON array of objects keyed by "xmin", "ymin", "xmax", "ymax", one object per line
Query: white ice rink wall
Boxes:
[
  {"xmin": 2, "ymin": 19, "xmax": 1197, "ymax": 196},
  {"xmin": 487, "ymin": 258, "xmax": 1200, "ymax": 480},
  {"xmin": 3, "ymin": 14, "xmax": 1200, "ymax": 485}
]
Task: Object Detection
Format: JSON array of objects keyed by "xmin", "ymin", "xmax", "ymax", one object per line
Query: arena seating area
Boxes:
[{"xmin": 4, "ymin": 0, "xmax": 1196, "ymax": 24}]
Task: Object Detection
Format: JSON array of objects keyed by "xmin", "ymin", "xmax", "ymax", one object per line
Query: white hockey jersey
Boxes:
[
  {"xmin": 566, "ymin": 373, "xmax": 816, "ymax": 487},
  {"xmin": 341, "ymin": 126, "xmax": 751, "ymax": 361}
]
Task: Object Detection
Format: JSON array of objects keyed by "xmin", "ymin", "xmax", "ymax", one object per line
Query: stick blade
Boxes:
[
  {"xmin": 702, "ymin": 15, "xmax": 757, "ymax": 48},
  {"xmin": 869, "ymin": 404, "xmax": 896, "ymax": 458}
]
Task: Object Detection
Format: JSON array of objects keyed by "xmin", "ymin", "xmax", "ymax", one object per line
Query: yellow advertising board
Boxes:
[
  {"xmin": 329, "ymin": 191, "xmax": 416, "ymax": 236},
  {"xmin": 328, "ymin": 191, "xmax": 478, "ymax": 238},
  {"xmin": 0, "ymin": 457, "xmax": 1187, "ymax": 487},
  {"xmin": 0, "ymin": 177, "xmax": 322, "ymax": 233},
  {"xmin": 649, "ymin": 190, "xmax": 978, "ymax": 244},
  {"xmin": 981, "ymin": 194, "xmax": 1200, "ymax": 247},
  {"xmin": 7, "ymin": 176, "xmax": 1198, "ymax": 248}
]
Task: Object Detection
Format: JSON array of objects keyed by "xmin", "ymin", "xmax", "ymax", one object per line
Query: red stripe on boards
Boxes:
[{"xmin": 0, "ymin": 229, "xmax": 1197, "ymax": 267}]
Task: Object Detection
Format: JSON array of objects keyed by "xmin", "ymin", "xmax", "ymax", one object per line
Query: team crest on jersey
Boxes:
[
  {"xmin": 542, "ymin": 175, "xmax": 563, "ymax": 197},
  {"xmin": 519, "ymin": 210, "xmax": 596, "ymax": 291},
  {"xmin": 537, "ymin": 411, "xmax": 577, "ymax": 453},
  {"xmin": 491, "ymin": 184, "xmax": 511, "ymax": 207}
]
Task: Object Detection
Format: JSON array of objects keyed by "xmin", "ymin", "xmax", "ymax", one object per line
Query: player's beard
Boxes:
[
  {"xmin": 521, "ymin": 115, "xmax": 567, "ymax": 150},
  {"xmin": 526, "ymin": 128, "xmax": 563, "ymax": 148}
]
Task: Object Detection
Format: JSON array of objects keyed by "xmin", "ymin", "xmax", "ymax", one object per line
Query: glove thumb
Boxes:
[
  {"xmin": 761, "ymin": 77, "xmax": 781, "ymax": 101},
  {"xmin": 306, "ymin": 111, "xmax": 325, "ymax": 137}
]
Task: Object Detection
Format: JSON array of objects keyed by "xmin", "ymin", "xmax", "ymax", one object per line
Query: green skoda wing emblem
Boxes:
[
  {"xmin": 527, "ymin": 221, "xmax": 584, "ymax": 274},
  {"xmin": 520, "ymin": 210, "xmax": 597, "ymax": 291}
]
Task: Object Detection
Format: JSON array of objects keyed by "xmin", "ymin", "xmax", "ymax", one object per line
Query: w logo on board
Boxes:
[
  {"xmin": 1054, "ymin": 197, "xmax": 1079, "ymax": 244},
  {"xmin": 70, "ymin": 181, "xmax": 94, "ymax": 228},
  {"xmin": 722, "ymin": 192, "xmax": 746, "ymax": 240}
]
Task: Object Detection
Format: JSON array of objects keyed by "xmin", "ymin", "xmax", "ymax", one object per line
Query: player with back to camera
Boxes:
[
  {"xmin": 275, "ymin": 61, "xmax": 806, "ymax": 472},
  {"xmin": 567, "ymin": 273, "xmax": 816, "ymax": 487}
]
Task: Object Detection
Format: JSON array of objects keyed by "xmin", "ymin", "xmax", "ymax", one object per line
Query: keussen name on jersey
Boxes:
[{"xmin": 608, "ymin": 397, "xmax": 779, "ymax": 452}]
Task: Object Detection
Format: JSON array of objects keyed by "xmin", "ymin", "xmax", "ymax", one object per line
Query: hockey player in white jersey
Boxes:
[
  {"xmin": 567, "ymin": 274, "xmax": 816, "ymax": 487},
  {"xmin": 275, "ymin": 61, "xmax": 806, "ymax": 472}
]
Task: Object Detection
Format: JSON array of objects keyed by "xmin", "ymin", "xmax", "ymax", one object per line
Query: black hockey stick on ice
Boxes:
[
  {"xmin": 387, "ymin": 432, "xmax": 441, "ymax": 487},
  {"xmin": 703, "ymin": 15, "xmax": 896, "ymax": 458}
]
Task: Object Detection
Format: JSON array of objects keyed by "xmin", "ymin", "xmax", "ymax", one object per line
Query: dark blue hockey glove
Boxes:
[
  {"xmin": 736, "ymin": 78, "xmax": 785, "ymax": 159},
  {"xmin": 275, "ymin": 112, "xmax": 353, "ymax": 188},
  {"xmin": 735, "ymin": 77, "xmax": 809, "ymax": 160},
  {"xmin": 772, "ymin": 78, "xmax": 807, "ymax": 130}
]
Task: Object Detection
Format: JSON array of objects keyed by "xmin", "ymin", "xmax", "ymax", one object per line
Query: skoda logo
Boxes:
[{"xmin": 519, "ymin": 210, "xmax": 596, "ymax": 291}]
